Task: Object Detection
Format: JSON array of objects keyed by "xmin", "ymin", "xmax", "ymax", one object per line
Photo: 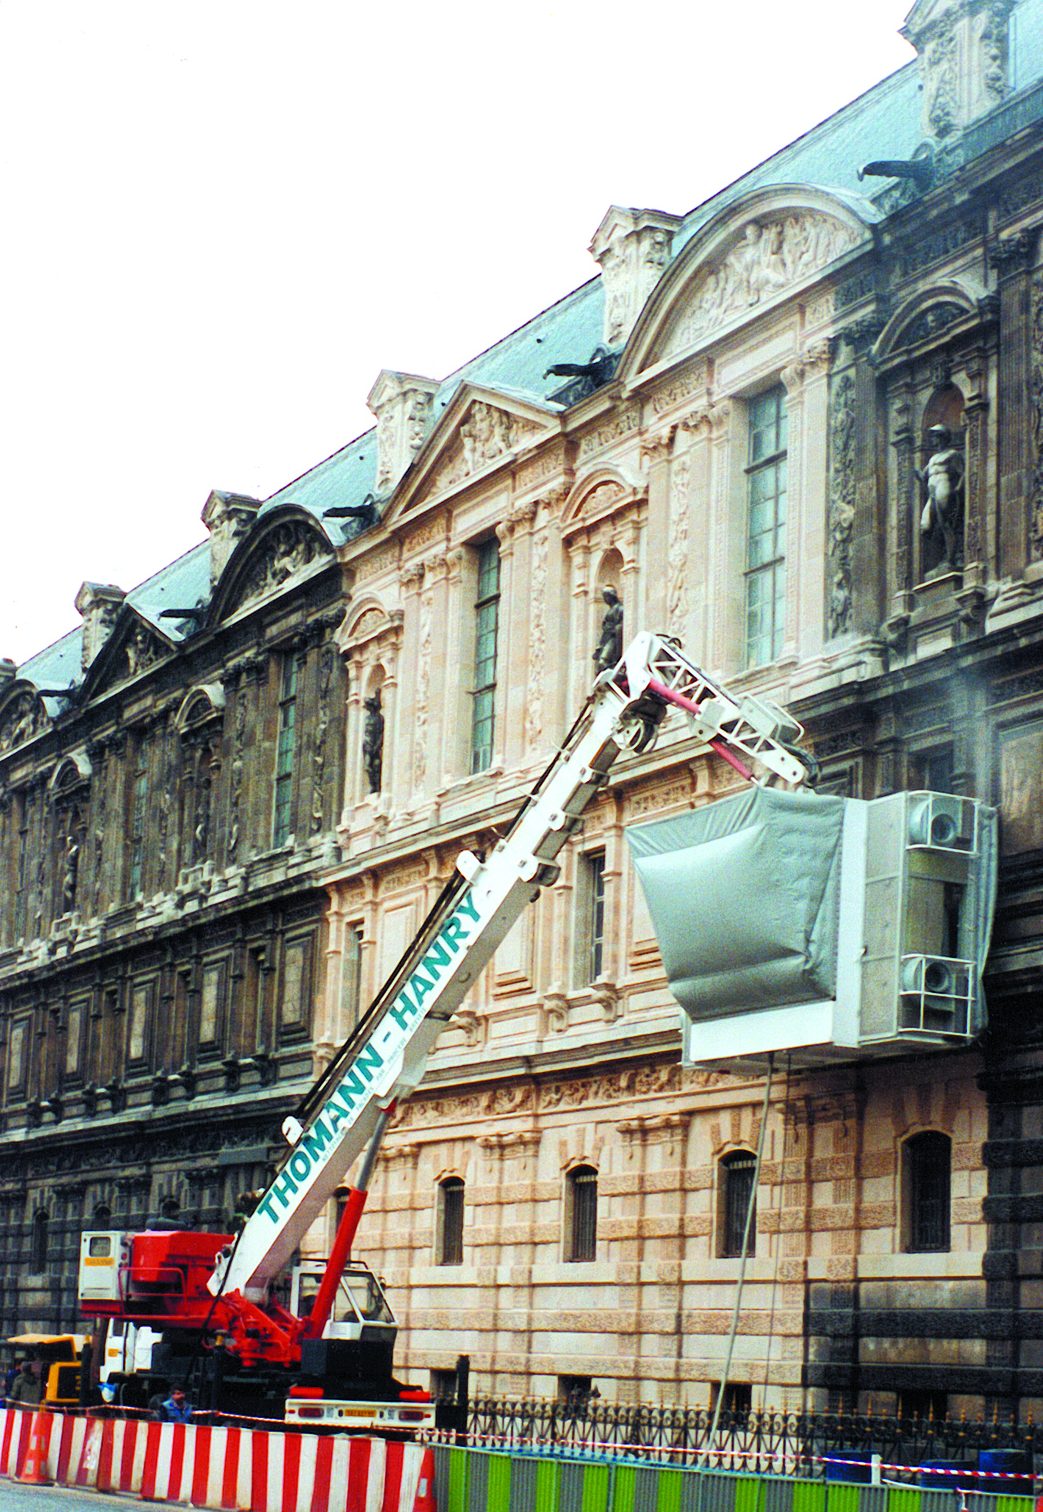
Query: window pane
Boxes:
[
  {"xmin": 744, "ymin": 388, "xmax": 787, "ymax": 669},
  {"xmin": 906, "ymin": 1133, "xmax": 951, "ymax": 1252},
  {"xmin": 471, "ymin": 543, "xmax": 500, "ymax": 772}
]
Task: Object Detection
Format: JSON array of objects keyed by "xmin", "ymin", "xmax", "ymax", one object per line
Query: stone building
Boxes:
[{"xmin": 3, "ymin": 0, "xmax": 1043, "ymax": 1416}]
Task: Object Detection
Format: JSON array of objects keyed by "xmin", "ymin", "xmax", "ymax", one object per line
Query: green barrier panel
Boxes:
[
  {"xmin": 487, "ymin": 1454, "xmax": 511, "ymax": 1511},
  {"xmin": 792, "ymin": 1483, "xmax": 827, "ymax": 1512},
  {"xmin": 655, "ymin": 1466, "xmax": 685, "ymax": 1512},
  {"xmin": 535, "ymin": 1457, "xmax": 563, "ymax": 1512},
  {"xmin": 735, "ymin": 1473, "xmax": 767, "ymax": 1512},
  {"xmin": 827, "ymin": 1483, "xmax": 867, "ymax": 1512},
  {"xmin": 613, "ymin": 1463, "xmax": 638, "ymax": 1512},
  {"xmin": 883, "ymin": 1488, "xmax": 922, "ymax": 1512},
  {"xmin": 580, "ymin": 1462, "xmax": 610, "ymax": 1512},
  {"xmin": 447, "ymin": 1445, "xmax": 472, "ymax": 1512}
]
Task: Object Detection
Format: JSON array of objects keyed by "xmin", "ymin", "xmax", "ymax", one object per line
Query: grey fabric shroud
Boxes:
[{"xmin": 626, "ymin": 787, "xmax": 844, "ymax": 1021}]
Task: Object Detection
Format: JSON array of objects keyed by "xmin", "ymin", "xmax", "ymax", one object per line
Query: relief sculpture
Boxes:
[{"xmin": 676, "ymin": 215, "xmax": 860, "ymax": 350}]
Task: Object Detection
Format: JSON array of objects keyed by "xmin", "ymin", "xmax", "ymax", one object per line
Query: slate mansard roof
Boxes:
[{"xmin": 16, "ymin": 0, "xmax": 1043, "ymax": 697}]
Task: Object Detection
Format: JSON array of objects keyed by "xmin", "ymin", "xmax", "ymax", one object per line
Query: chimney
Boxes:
[
  {"xmin": 202, "ymin": 491, "xmax": 261, "ymax": 586},
  {"xmin": 902, "ymin": 0, "xmax": 1015, "ymax": 140},
  {"xmin": 367, "ymin": 370, "xmax": 440, "ymax": 495},
  {"xmin": 74, "ymin": 582, "xmax": 125, "ymax": 671},
  {"xmin": 590, "ymin": 206, "xmax": 683, "ymax": 349}
]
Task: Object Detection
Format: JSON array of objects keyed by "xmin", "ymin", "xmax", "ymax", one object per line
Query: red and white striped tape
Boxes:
[{"xmin": 0, "ymin": 1405, "xmax": 434, "ymax": 1511}]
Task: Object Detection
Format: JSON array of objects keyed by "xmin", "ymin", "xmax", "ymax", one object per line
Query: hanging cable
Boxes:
[{"xmin": 708, "ymin": 1054, "xmax": 774, "ymax": 1452}]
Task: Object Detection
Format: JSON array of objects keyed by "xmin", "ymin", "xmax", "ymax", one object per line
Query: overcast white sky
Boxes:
[{"xmin": 0, "ymin": 1, "xmax": 914, "ymax": 666}]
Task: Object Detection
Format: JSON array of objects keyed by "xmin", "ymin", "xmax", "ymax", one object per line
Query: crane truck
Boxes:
[{"xmin": 76, "ymin": 631, "xmax": 812, "ymax": 1427}]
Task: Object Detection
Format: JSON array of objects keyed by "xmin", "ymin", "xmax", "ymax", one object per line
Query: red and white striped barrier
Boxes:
[{"xmin": 0, "ymin": 1405, "xmax": 434, "ymax": 1511}]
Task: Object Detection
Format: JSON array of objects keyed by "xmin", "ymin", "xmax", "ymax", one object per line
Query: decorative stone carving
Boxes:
[
  {"xmin": 124, "ymin": 625, "xmax": 165, "ymax": 679},
  {"xmin": 828, "ymin": 373, "xmax": 856, "ymax": 637},
  {"xmin": 902, "ymin": 0, "xmax": 1014, "ymax": 139},
  {"xmin": 429, "ymin": 403, "xmax": 542, "ymax": 495},
  {"xmin": 234, "ymin": 523, "xmax": 326, "ymax": 608},
  {"xmin": 311, "ymin": 646, "xmax": 335, "ymax": 832},
  {"xmin": 589, "ymin": 206, "xmax": 682, "ymax": 348},
  {"xmin": 413, "ymin": 584, "xmax": 434, "ymax": 791},
  {"xmin": 673, "ymin": 215, "xmax": 861, "ymax": 351},
  {"xmin": 525, "ymin": 524, "xmax": 549, "ymax": 749},
  {"xmin": 367, "ymin": 370, "xmax": 439, "ymax": 494},
  {"xmin": 667, "ymin": 451, "xmax": 693, "ymax": 638},
  {"xmin": 227, "ymin": 688, "xmax": 247, "ymax": 863},
  {"xmin": 0, "ymin": 692, "xmax": 46, "ymax": 752},
  {"xmin": 201, "ymin": 490, "xmax": 260, "ymax": 586},
  {"xmin": 75, "ymin": 581, "xmax": 125, "ymax": 671}
]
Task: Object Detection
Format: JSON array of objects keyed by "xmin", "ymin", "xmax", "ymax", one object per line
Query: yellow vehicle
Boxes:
[{"xmin": 5, "ymin": 1333, "xmax": 87, "ymax": 1407}]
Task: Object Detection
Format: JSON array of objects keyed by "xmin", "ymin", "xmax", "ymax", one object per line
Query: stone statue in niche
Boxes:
[
  {"xmin": 917, "ymin": 424, "xmax": 965, "ymax": 574},
  {"xmin": 62, "ymin": 823, "xmax": 81, "ymax": 913},
  {"xmin": 593, "ymin": 586, "xmax": 624, "ymax": 674},
  {"xmin": 362, "ymin": 690, "xmax": 384, "ymax": 794}
]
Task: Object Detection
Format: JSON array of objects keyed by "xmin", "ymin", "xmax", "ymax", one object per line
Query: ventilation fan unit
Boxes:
[{"xmin": 627, "ymin": 789, "xmax": 998, "ymax": 1071}]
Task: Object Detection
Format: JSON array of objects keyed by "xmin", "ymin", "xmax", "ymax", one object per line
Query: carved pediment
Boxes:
[
  {"xmin": 0, "ymin": 690, "xmax": 49, "ymax": 754},
  {"xmin": 561, "ymin": 467, "xmax": 643, "ymax": 536},
  {"xmin": 659, "ymin": 213, "xmax": 862, "ymax": 359},
  {"xmin": 226, "ymin": 520, "xmax": 331, "ymax": 614},
  {"xmin": 424, "ymin": 401, "xmax": 545, "ymax": 498}
]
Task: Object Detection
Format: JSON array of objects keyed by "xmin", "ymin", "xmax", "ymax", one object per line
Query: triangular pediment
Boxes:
[
  {"xmin": 385, "ymin": 384, "xmax": 562, "ymax": 522},
  {"xmin": 210, "ymin": 507, "xmax": 336, "ymax": 622},
  {"xmin": 0, "ymin": 683, "xmax": 51, "ymax": 755},
  {"xmin": 622, "ymin": 186, "xmax": 879, "ymax": 385},
  {"xmin": 81, "ymin": 609, "xmax": 177, "ymax": 698}
]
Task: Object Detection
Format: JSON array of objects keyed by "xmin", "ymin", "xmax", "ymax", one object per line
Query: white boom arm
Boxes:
[{"xmin": 212, "ymin": 632, "xmax": 810, "ymax": 1299}]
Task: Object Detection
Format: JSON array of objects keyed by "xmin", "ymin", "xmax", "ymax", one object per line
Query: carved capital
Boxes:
[
  {"xmin": 989, "ymin": 228, "xmax": 1037, "ymax": 276},
  {"xmin": 640, "ymin": 426, "xmax": 675, "ymax": 467},
  {"xmin": 399, "ymin": 563, "xmax": 424, "ymax": 592}
]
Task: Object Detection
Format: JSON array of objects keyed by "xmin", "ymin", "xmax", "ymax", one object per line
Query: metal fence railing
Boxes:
[{"xmin": 429, "ymin": 1399, "xmax": 1043, "ymax": 1474}]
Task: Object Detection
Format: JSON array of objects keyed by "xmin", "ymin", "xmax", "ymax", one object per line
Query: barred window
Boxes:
[
  {"xmin": 744, "ymin": 387, "xmax": 787, "ymax": 668},
  {"xmin": 437, "ymin": 1178, "xmax": 465, "ymax": 1266},
  {"xmin": 565, "ymin": 1165, "xmax": 597, "ymax": 1262},
  {"xmin": 718, "ymin": 1150, "xmax": 757, "ymax": 1258},
  {"xmin": 903, "ymin": 1131, "xmax": 951, "ymax": 1253}
]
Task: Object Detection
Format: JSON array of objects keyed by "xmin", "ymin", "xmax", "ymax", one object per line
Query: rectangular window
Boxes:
[
  {"xmin": 273, "ymin": 657, "xmax": 299, "ymax": 846},
  {"xmin": 580, "ymin": 852, "xmax": 607, "ymax": 985},
  {"xmin": 470, "ymin": 541, "xmax": 500, "ymax": 774},
  {"xmin": 745, "ymin": 387, "xmax": 788, "ymax": 668},
  {"xmin": 343, "ymin": 924, "xmax": 364, "ymax": 1030},
  {"xmin": 129, "ymin": 742, "xmax": 149, "ymax": 897},
  {"xmin": 567, "ymin": 1167, "xmax": 597, "ymax": 1262}
]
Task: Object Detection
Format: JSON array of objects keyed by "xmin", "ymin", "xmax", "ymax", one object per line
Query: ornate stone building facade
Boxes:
[{"xmin": 3, "ymin": 0, "xmax": 1043, "ymax": 1417}]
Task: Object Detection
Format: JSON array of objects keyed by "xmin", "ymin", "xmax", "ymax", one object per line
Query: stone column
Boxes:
[
  {"xmin": 989, "ymin": 235, "xmax": 1040, "ymax": 571},
  {"xmin": 438, "ymin": 549, "xmax": 466, "ymax": 787}
]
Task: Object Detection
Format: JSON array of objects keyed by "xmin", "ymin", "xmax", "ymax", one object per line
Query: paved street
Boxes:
[{"xmin": 0, "ymin": 1484, "xmax": 173, "ymax": 1510}]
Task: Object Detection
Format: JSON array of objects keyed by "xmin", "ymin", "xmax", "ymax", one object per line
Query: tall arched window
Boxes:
[
  {"xmin": 29, "ymin": 1210, "xmax": 49, "ymax": 1273},
  {"xmin": 718, "ymin": 1150, "xmax": 758, "ymax": 1258},
  {"xmin": 903, "ymin": 1131, "xmax": 951, "ymax": 1253},
  {"xmin": 565, "ymin": 1165, "xmax": 598, "ymax": 1263},
  {"xmin": 437, "ymin": 1178, "xmax": 465, "ymax": 1266}
]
